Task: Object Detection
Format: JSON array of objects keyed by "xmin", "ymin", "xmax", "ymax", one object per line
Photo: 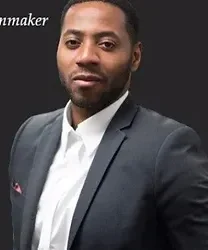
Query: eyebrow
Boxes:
[{"xmin": 62, "ymin": 29, "xmax": 120, "ymax": 40}]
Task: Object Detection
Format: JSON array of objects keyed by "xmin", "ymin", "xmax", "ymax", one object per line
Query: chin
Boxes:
[{"xmin": 71, "ymin": 96, "xmax": 96, "ymax": 109}]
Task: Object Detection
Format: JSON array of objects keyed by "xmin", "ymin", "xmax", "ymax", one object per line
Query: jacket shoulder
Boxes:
[
  {"xmin": 132, "ymin": 106, "xmax": 201, "ymax": 149},
  {"xmin": 18, "ymin": 108, "xmax": 64, "ymax": 136},
  {"xmin": 138, "ymin": 106, "xmax": 189, "ymax": 133},
  {"xmin": 9, "ymin": 108, "xmax": 64, "ymax": 176}
]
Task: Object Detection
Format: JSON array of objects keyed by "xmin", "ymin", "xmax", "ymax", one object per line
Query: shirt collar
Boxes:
[{"xmin": 61, "ymin": 90, "xmax": 129, "ymax": 156}]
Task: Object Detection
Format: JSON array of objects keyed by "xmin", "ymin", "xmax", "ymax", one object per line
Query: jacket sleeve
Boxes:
[
  {"xmin": 9, "ymin": 117, "xmax": 33, "ymax": 179},
  {"xmin": 9, "ymin": 117, "xmax": 33, "ymax": 250},
  {"xmin": 155, "ymin": 126, "xmax": 208, "ymax": 250}
]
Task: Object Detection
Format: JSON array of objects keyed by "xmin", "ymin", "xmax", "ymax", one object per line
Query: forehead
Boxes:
[{"xmin": 62, "ymin": 2, "xmax": 127, "ymax": 35}]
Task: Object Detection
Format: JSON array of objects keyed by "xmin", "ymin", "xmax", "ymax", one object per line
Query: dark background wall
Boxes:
[{"xmin": 1, "ymin": 0, "xmax": 207, "ymax": 248}]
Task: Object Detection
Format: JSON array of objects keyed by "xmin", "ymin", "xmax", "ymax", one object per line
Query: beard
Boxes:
[{"xmin": 58, "ymin": 63, "xmax": 132, "ymax": 113}]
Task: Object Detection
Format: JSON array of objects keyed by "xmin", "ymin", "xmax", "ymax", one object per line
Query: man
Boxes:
[{"xmin": 9, "ymin": 0, "xmax": 208, "ymax": 249}]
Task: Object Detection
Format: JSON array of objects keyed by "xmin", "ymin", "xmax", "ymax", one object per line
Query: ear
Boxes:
[{"xmin": 131, "ymin": 41, "xmax": 143, "ymax": 72}]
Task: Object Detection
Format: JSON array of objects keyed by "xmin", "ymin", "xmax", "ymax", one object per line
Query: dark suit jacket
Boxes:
[{"xmin": 9, "ymin": 95, "xmax": 208, "ymax": 250}]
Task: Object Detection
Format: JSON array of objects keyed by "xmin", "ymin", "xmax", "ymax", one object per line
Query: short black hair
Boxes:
[{"xmin": 60, "ymin": 0, "xmax": 140, "ymax": 45}]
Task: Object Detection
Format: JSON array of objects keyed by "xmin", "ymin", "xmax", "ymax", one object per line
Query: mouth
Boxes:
[{"xmin": 72, "ymin": 74, "xmax": 104, "ymax": 87}]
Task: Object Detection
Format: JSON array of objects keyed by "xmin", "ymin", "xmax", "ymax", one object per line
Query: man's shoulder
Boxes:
[
  {"xmin": 15, "ymin": 108, "xmax": 64, "ymax": 140},
  {"xmin": 28, "ymin": 108, "xmax": 64, "ymax": 127},
  {"xmin": 130, "ymin": 105, "xmax": 201, "ymax": 156},
  {"xmin": 135, "ymin": 105, "xmax": 191, "ymax": 135},
  {"xmin": 9, "ymin": 108, "xmax": 64, "ymax": 175}
]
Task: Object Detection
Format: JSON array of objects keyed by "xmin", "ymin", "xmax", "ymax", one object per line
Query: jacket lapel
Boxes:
[
  {"xmin": 67, "ymin": 95, "xmax": 139, "ymax": 249},
  {"xmin": 20, "ymin": 113, "xmax": 63, "ymax": 250}
]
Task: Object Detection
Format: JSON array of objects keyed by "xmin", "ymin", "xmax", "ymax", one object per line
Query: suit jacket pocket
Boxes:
[{"xmin": 10, "ymin": 181, "xmax": 25, "ymax": 208}]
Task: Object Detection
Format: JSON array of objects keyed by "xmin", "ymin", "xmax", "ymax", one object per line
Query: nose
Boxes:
[{"xmin": 76, "ymin": 42, "xmax": 100, "ymax": 66}]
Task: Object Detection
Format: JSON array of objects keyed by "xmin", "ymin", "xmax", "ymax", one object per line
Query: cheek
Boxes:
[
  {"xmin": 105, "ymin": 55, "xmax": 131, "ymax": 76},
  {"xmin": 57, "ymin": 47, "xmax": 75, "ymax": 72},
  {"xmin": 105, "ymin": 47, "xmax": 132, "ymax": 70}
]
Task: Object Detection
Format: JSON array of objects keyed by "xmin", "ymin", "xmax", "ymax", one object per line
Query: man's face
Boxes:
[{"xmin": 57, "ymin": 1, "xmax": 141, "ymax": 110}]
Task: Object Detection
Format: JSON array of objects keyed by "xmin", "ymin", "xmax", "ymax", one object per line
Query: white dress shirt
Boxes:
[{"xmin": 31, "ymin": 91, "xmax": 128, "ymax": 250}]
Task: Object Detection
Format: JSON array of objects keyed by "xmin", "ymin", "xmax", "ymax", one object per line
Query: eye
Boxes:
[
  {"xmin": 100, "ymin": 41, "xmax": 116, "ymax": 51},
  {"xmin": 65, "ymin": 39, "xmax": 80, "ymax": 49}
]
